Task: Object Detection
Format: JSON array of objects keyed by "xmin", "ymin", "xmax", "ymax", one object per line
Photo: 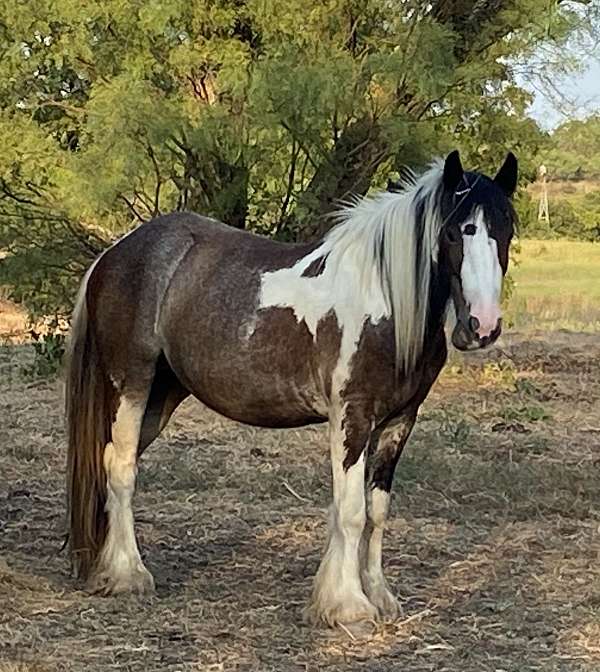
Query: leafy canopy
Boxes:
[{"xmin": 0, "ymin": 0, "xmax": 593, "ymax": 317}]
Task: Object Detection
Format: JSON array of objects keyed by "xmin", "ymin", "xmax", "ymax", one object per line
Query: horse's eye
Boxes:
[{"xmin": 463, "ymin": 224, "xmax": 476, "ymax": 235}]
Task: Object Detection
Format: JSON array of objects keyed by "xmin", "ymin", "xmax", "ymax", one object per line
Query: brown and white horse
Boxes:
[{"xmin": 66, "ymin": 150, "xmax": 517, "ymax": 626}]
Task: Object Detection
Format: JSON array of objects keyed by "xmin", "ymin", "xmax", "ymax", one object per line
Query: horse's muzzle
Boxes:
[{"xmin": 452, "ymin": 317, "xmax": 502, "ymax": 351}]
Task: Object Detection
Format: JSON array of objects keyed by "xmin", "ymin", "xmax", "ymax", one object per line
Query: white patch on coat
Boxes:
[
  {"xmin": 363, "ymin": 488, "xmax": 389, "ymax": 577},
  {"xmin": 258, "ymin": 161, "xmax": 447, "ymax": 373},
  {"xmin": 360, "ymin": 488, "xmax": 400, "ymax": 618},
  {"xmin": 460, "ymin": 208, "xmax": 502, "ymax": 338},
  {"xmin": 259, "ymin": 241, "xmax": 389, "ymax": 383}
]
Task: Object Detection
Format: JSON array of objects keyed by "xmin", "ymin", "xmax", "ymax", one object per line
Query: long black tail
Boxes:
[{"xmin": 65, "ymin": 276, "xmax": 115, "ymax": 580}]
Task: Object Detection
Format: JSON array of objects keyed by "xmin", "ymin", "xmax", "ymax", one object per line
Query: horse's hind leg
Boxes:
[
  {"xmin": 89, "ymin": 386, "xmax": 154, "ymax": 595},
  {"xmin": 138, "ymin": 354, "xmax": 189, "ymax": 456}
]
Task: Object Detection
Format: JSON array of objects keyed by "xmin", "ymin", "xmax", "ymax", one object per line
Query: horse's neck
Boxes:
[
  {"xmin": 322, "ymin": 243, "xmax": 389, "ymax": 318},
  {"xmin": 425, "ymin": 269, "xmax": 451, "ymax": 336}
]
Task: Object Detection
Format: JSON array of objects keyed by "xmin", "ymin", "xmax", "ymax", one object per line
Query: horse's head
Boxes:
[{"xmin": 437, "ymin": 150, "xmax": 518, "ymax": 352}]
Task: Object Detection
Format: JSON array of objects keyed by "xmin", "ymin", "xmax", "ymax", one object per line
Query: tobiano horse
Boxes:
[{"xmin": 66, "ymin": 150, "xmax": 518, "ymax": 626}]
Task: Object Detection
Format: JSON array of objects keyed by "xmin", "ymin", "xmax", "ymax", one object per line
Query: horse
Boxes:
[{"xmin": 66, "ymin": 149, "xmax": 518, "ymax": 626}]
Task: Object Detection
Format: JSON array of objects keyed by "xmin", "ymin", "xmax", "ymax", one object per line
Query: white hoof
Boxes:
[
  {"xmin": 362, "ymin": 575, "xmax": 401, "ymax": 620},
  {"xmin": 88, "ymin": 563, "xmax": 155, "ymax": 596},
  {"xmin": 305, "ymin": 590, "xmax": 378, "ymax": 627}
]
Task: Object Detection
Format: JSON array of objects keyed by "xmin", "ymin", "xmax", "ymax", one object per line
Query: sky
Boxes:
[{"xmin": 522, "ymin": 55, "xmax": 600, "ymax": 130}]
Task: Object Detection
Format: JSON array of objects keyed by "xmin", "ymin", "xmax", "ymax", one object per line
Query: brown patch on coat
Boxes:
[
  {"xmin": 315, "ymin": 309, "xmax": 343, "ymax": 401},
  {"xmin": 369, "ymin": 415, "xmax": 417, "ymax": 491},
  {"xmin": 301, "ymin": 254, "xmax": 329, "ymax": 278},
  {"xmin": 137, "ymin": 214, "xmax": 337, "ymax": 428},
  {"xmin": 342, "ymin": 403, "xmax": 372, "ymax": 470}
]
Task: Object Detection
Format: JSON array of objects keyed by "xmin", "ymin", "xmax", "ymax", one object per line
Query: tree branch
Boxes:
[
  {"xmin": 119, "ymin": 195, "xmax": 145, "ymax": 223},
  {"xmin": 147, "ymin": 143, "xmax": 163, "ymax": 218},
  {"xmin": 276, "ymin": 139, "xmax": 300, "ymax": 235}
]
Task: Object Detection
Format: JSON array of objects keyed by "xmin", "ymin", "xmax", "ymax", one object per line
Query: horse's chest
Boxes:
[{"xmin": 339, "ymin": 320, "xmax": 425, "ymax": 421}]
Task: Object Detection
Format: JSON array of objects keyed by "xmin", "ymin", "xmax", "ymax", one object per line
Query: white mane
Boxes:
[{"xmin": 323, "ymin": 160, "xmax": 445, "ymax": 372}]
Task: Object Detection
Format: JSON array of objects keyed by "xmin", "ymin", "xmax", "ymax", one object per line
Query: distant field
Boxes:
[{"xmin": 507, "ymin": 239, "xmax": 600, "ymax": 331}]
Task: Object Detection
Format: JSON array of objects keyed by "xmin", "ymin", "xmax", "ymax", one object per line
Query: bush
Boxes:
[{"xmin": 26, "ymin": 330, "xmax": 66, "ymax": 378}]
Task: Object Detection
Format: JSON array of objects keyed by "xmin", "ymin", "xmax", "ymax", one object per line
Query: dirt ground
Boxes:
[{"xmin": 1, "ymin": 330, "xmax": 600, "ymax": 671}]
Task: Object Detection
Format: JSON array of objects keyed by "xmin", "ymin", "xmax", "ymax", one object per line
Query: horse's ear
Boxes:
[
  {"xmin": 443, "ymin": 150, "xmax": 464, "ymax": 191},
  {"xmin": 494, "ymin": 152, "xmax": 518, "ymax": 197}
]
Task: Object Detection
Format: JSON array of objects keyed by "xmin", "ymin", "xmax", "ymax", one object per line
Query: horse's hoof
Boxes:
[
  {"xmin": 304, "ymin": 592, "xmax": 378, "ymax": 628},
  {"xmin": 362, "ymin": 578, "xmax": 401, "ymax": 621},
  {"xmin": 369, "ymin": 587, "xmax": 401, "ymax": 621},
  {"xmin": 88, "ymin": 565, "xmax": 155, "ymax": 596}
]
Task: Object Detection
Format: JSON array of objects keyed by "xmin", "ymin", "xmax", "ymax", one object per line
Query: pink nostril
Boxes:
[
  {"xmin": 476, "ymin": 318, "xmax": 501, "ymax": 339},
  {"xmin": 470, "ymin": 307, "xmax": 501, "ymax": 339}
]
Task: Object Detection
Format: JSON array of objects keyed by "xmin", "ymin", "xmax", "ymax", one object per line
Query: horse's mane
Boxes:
[{"xmin": 323, "ymin": 160, "xmax": 445, "ymax": 372}]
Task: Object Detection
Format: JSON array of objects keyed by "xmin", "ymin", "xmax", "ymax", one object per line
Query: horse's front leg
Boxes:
[
  {"xmin": 360, "ymin": 412, "xmax": 417, "ymax": 620},
  {"xmin": 306, "ymin": 403, "xmax": 377, "ymax": 626}
]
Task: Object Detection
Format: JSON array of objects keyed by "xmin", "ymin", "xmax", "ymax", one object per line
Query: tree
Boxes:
[
  {"xmin": 0, "ymin": 0, "xmax": 594, "ymax": 318},
  {"xmin": 543, "ymin": 114, "xmax": 600, "ymax": 178},
  {"xmin": 515, "ymin": 114, "xmax": 600, "ymax": 241}
]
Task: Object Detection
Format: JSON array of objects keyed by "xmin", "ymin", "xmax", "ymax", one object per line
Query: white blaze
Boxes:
[{"xmin": 460, "ymin": 208, "xmax": 502, "ymax": 338}]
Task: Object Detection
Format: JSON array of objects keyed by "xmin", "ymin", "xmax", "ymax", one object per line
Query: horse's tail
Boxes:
[{"xmin": 65, "ymin": 263, "xmax": 114, "ymax": 580}]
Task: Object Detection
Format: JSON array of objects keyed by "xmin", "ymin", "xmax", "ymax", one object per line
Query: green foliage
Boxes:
[
  {"xmin": 518, "ymin": 114, "xmax": 600, "ymax": 241},
  {"xmin": 0, "ymin": 0, "xmax": 593, "ymax": 322},
  {"xmin": 500, "ymin": 404, "xmax": 550, "ymax": 423},
  {"xmin": 543, "ymin": 115, "xmax": 600, "ymax": 178},
  {"xmin": 25, "ymin": 328, "xmax": 66, "ymax": 378},
  {"xmin": 518, "ymin": 187, "xmax": 600, "ymax": 241},
  {"xmin": 546, "ymin": 196, "xmax": 600, "ymax": 241}
]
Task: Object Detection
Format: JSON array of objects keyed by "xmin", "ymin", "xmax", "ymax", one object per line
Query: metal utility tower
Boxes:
[{"xmin": 537, "ymin": 164, "xmax": 550, "ymax": 225}]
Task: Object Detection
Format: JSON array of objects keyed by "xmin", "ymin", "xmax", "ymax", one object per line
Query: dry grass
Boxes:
[
  {"xmin": 1, "ymin": 331, "xmax": 600, "ymax": 671},
  {"xmin": 528, "ymin": 179, "xmax": 600, "ymax": 199},
  {"xmin": 0, "ymin": 299, "xmax": 27, "ymax": 344}
]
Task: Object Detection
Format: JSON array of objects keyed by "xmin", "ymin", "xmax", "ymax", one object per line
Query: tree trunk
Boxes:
[{"xmin": 291, "ymin": 118, "xmax": 389, "ymax": 240}]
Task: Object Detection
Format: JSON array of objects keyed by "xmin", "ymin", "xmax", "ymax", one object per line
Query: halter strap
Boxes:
[
  {"xmin": 454, "ymin": 174, "xmax": 475, "ymax": 197},
  {"xmin": 441, "ymin": 174, "xmax": 482, "ymax": 226}
]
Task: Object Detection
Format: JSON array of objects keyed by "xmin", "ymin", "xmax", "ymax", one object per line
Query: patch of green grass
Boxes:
[
  {"xmin": 500, "ymin": 404, "xmax": 551, "ymax": 423},
  {"xmin": 506, "ymin": 239, "xmax": 600, "ymax": 331}
]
